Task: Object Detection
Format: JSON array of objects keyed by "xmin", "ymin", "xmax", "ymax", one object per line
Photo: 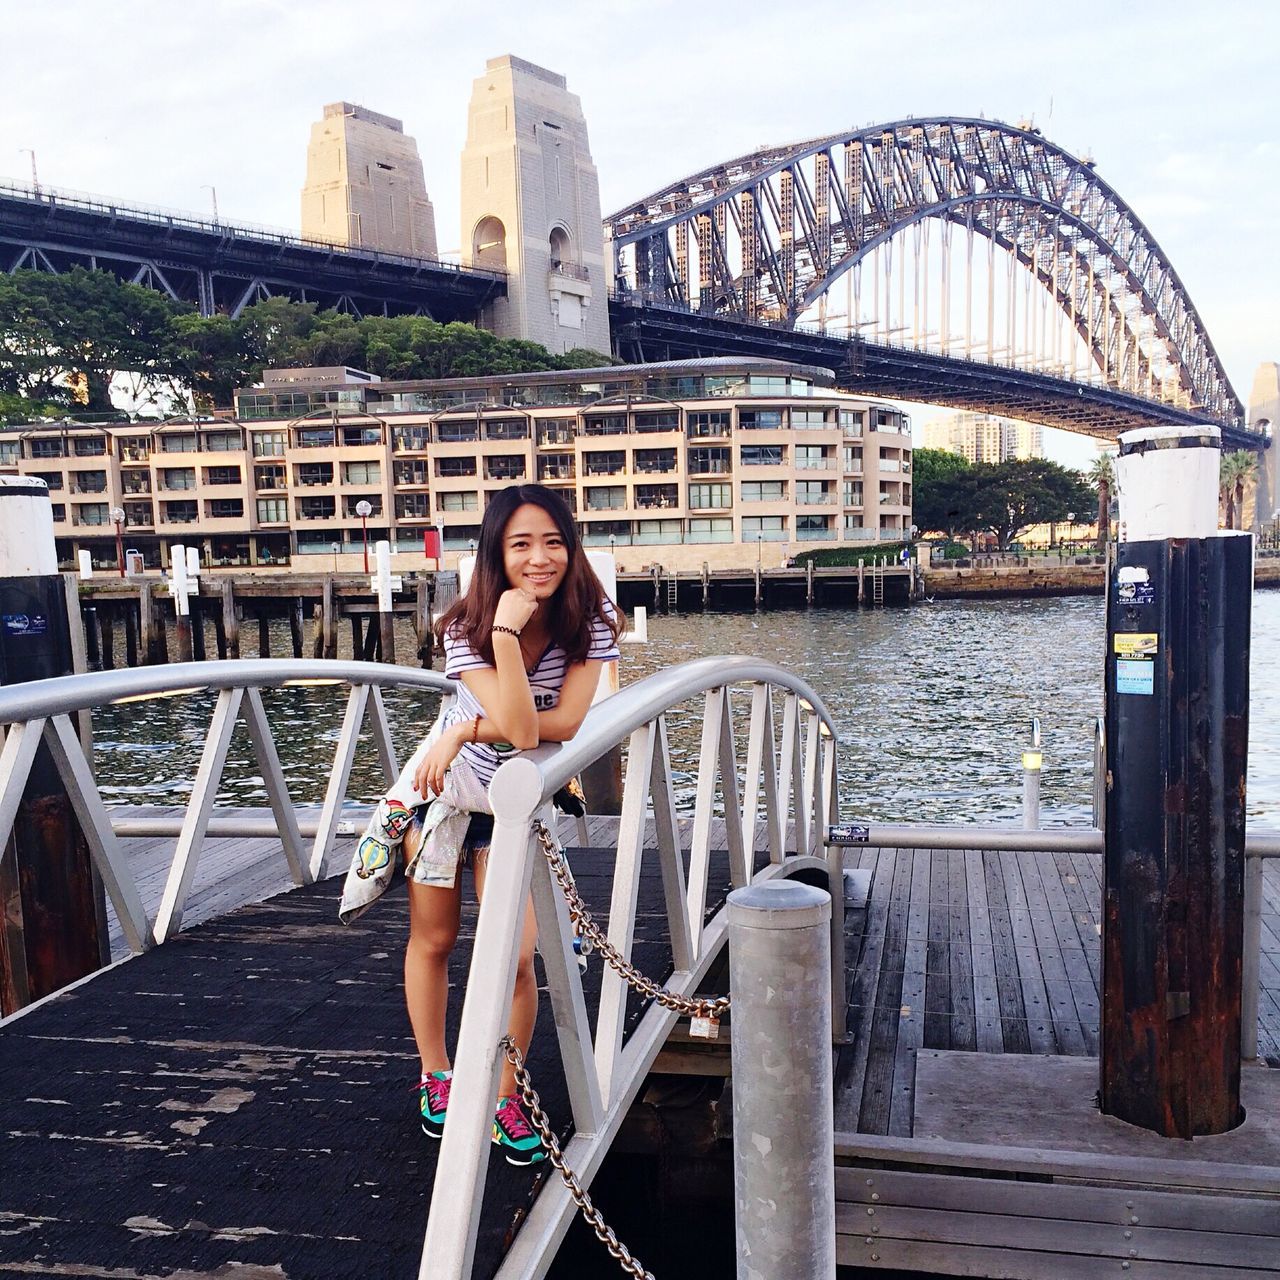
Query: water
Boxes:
[{"xmin": 91, "ymin": 592, "xmax": 1280, "ymax": 828}]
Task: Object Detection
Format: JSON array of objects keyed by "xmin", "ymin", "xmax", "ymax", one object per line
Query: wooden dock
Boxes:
[{"xmin": 2, "ymin": 818, "xmax": 1278, "ymax": 1278}]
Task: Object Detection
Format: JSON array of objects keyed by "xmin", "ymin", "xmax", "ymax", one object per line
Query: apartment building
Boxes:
[
  {"xmin": 0, "ymin": 358, "xmax": 912, "ymax": 572},
  {"xmin": 922, "ymin": 411, "xmax": 1044, "ymax": 463}
]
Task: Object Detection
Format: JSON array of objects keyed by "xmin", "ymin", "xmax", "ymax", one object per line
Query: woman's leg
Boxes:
[
  {"xmin": 472, "ymin": 849, "xmax": 539, "ymax": 1098},
  {"xmin": 404, "ymin": 877, "xmax": 462, "ymax": 1074}
]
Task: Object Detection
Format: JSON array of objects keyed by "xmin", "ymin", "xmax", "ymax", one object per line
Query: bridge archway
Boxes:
[{"xmin": 605, "ymin": 119, "xmax": 1241, "ymax": 423}]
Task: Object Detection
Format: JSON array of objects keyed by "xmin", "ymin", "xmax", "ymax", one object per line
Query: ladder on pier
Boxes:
[
  {"xmin": 871, "ymin": 560, "xmax": 885, "ymax": 606},
  {"xmin": 666, "ymin": 573, "xmax": 679, "ymax": 612}
]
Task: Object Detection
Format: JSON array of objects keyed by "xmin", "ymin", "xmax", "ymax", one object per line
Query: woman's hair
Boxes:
[{"xmin": 438, "ymin": 483, "xmax": 623, "ymax": 666}]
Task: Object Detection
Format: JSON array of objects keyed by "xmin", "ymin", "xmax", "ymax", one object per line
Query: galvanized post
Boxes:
[
  {"xmin": 728, "ymin": 879, "xmax": 835, "ymax": 1280},
  {"xmin": 1021, "ymin": 717, "xmax": 1041, "ymax": 830}
]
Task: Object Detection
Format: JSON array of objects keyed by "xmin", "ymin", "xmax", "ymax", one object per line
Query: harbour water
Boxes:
[{"xmin": 92, "ymin": 591, "xmax": 1280, "ymax": 829}]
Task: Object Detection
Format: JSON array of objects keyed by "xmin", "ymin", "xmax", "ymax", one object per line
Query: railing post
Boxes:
[
  {"xmin": 1242, "ymin": 853, "xmax": 1262, "ymax": 1062},
  {"xmin": 419, "ymin": 757, "xmax": 543, "ymax": 1280},
  {"xmin": 729, "ymin": 880, "xmax": 835, "ymax": 1280}
]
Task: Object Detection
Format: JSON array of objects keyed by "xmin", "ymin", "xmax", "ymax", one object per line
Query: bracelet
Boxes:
[
  {"xmin": 491, "ymin": 624, "xmax": 522, "ymax": 638},
  {"xmin": 470, "ymin": 715, "xmax": 481, "ymax": 744}
]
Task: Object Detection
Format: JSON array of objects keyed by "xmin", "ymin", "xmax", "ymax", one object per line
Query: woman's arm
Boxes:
[{"xmin": 455, "ymin": 588, "xmax": 541, "ymax": 748}]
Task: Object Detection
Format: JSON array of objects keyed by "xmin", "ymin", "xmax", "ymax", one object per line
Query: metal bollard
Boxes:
[
  {"xmin": 1022, "ymin": 717, "xmax": 1042, "ymax": 830},
  {"xmin": 728, "ymin": 880, "xmax": 835, "ymax": 1280}
]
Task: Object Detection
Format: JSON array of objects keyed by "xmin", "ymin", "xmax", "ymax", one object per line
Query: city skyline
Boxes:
[{"xmin": 3, "ymin": 0, "xmax": 1274, "ymax": 472}]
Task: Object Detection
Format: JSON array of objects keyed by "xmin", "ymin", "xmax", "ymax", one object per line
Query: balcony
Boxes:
[
  {"xmin": 796, "ymin": 527, "xmax": 837, "ymax": 542},
  {"xmin": 795, "ymin": 458, "xmax": 835, "ymax": 470},
  {"xmin": 549, "ymin": 261, "xmax": 589, "ymax": 283},
  {"xmin": 797, "ymin": 492, "xmax": 836, "ymax": 505},
  {"xmin": 122, "ymin": 480, "xmax": 152, "ymax": 495},
  {"xmin": 539, "ymin": 427, "xmax": 574, "ymax": 447},
  {"xmin": 119, "ymin": 446, "xmax": 150, "ymax": 463}
]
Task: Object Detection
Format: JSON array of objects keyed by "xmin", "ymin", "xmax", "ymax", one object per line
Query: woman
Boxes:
[{"xmin": 341, "ymin": 484, "xmax": 620, "ymax": 1166}]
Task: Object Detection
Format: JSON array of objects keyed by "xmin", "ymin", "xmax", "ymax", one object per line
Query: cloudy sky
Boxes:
[{"xmin": 5, "ymin": 1, "xmax": 1275, "ymax": 459}]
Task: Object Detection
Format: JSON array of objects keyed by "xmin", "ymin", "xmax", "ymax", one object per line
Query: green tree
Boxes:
[
  {"xmin": 1086, "ymin": 451, "xmax": 1116, "ymax": 549},
  {"xmin": 966, "ymin": 459, "xmax": 1094, "ymax": 551},
  {"xmin": 1219, "ymin": 449, "xmax": 1259, "ymax": 530},
  {"xmin": 911, "ymin": 448, "xmax": 974, "ymax": 537}
]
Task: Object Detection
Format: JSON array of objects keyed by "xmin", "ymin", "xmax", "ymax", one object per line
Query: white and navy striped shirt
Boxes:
[{"xmin": 442, "ymin": 606, "xmax": 620, "ymax": 787}]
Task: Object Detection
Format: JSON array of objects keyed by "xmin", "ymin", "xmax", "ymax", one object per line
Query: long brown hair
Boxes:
[{"xmin": 438, "ymin": 484, "xmax": 622, "ymax": 666}]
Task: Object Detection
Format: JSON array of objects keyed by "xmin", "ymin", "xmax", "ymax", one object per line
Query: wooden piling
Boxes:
[
  {"xmin": 361, "ymin": 615, "xmax": 379, "ymax": 662},
  {"xmin": 702, "ymin": 562, "xmax": 710, "ymax": 611},
  {"xmin": 123, "ymin": 601, "xmax": 138, "ymax": 668},
  {"xmin": 190, "ymin": 600, "xmax": 206, "ymax": 662},
  {"xmin": 258, "ymin": 613, "xmax": 271, "ymax": 659},
  {"xmin": 221, "ymin": 580, "xmax": 240, "ymax": 659},
  {"xmin": 153, "ymin": 606, "xmax": 168, "ymax": 664},
  {"xmin": 857, "ymin": 560, "xmax": 865, "ymax": 606},
  {"xmin": 754, "ymin": 564, "xmax": 762, "ymax": 609},
  {"xmin": 138, "ymin": 583, "xmax": 155, "ymax": 663},
  {"xmin": 288, "ymin": 598, "xmax": 304, "ymax": 659},
  {"xmin": 98, "ymin": 609, "xmax": 115, "ymax": 671},
  {"xmin": 379, "ymin": 608, "xmax": 395, "ymax": 665},
  {"xmin": 805, "ymin": 559, "xmax": 814, "ymax": 607},
  {"xmin": 415, "ymin": 577, "xmax": 433, "ymax": 668},
  {"xmin": 83, "ymin": 607, "xmax": 101, "ymax": 671},
  {"xmin": 321, "ymin": 576, "xmax": 337, "ymax": 659},
  {"xmin": 350, "ymin": 614, "xmax": 363, "ymax": 659},
  {"xmin": 212, "ymin": 604, "xmax": 227, "ymax": 660},
  {"xmin": 310, "ymin": 604, "xmax": 323, "ymax": 659}
]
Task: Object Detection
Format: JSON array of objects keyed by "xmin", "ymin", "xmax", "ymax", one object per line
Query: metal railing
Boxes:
[{"xmin": 421, "ymin": 656, "xmax": 841, "ymax": 1279}]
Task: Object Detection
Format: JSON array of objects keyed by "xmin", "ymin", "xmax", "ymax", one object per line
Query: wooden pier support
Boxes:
[
  {"xmin": 138, "ymin": 583, "xmax": 155, "ymax": 662},
  {"xmin": 806, "ymin": 558, "xmax": 814, "ymax": 606},
  {"xmin": 221, "ymin": 580, "xmax": 240, "ymax": 659},
  {"xmin": 702, "ymin": 562, "xmax": 710, "ymax": 611},
  {"xmin": 190, "ymin": 600, "xmax": 206, "ymax": 662},
  {"xmin": 415, "ymin": 578, "xmax": 433, "ymax": 668},
  {"xmin": 289, "ymin": 598, "xmax": 304, "ymax": 659},
  {"xmin": 350, "ymin": 614, "xmax": 363, "ymax": 658},
  {"xmin": 83, "ymin": 606, "xmax": 101, "ymax": 670},
  {"xmin": 857, "ymin": 560, "xmax": 865, "ymax": 606},
  {"xmin": 98, "ymin": 609, "xmax": 115, "ymax": 670},
  {"xmin": 123, "ymin": 603, "xmax": 138, "ymax": 667},
  {"xmin": 258, "ymin": 613, "xmax": 271, "ymax": 658},
  {"xmin": 321, "ymin": 576, "xmax": 337, "ymax": 659}
]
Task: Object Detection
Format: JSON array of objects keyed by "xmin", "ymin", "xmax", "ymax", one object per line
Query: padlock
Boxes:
[{"xmin": 689, "ymin": 1014, "xmax": 720, "ymax": 1040}]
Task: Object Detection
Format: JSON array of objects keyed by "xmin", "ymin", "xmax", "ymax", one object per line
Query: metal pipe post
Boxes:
[
  {"xmin": 1021, "ymin": 718, "xmax": 1042, "ymax": 830},
  {"xmin": 729, "ymin": 880, "xmax": 835, "ymax": 1280}
]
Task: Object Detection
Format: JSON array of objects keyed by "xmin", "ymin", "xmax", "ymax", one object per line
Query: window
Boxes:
[
  {"xmin": 635, "ymin": 518, "xmax": 682, "ymax": 544},
  {"xmin": 874, "ymin": 408, "xmax": 909, "ymax": 433},
  {"xmin": 298, "ymin": 496, "xmax": 337, "ymax": 520},
  {"xmin": 252, "ymin": 431, "xmax": 286, "ymax": 457},
  {"xmin": 161, "ymin": 433, "xmax": 198, "ymax": 453},
  {"xmin": 791, "ymin": 409, "xmax": 831, "ymax": 429},
  {"xmin": 633, "ymin": 448, "xmax": 676, "ymax": 474},
  {"xmin": 742, "ymin": 515, "xmax": 787, "ymax": 541},
  {"xmin": 688, "ymin": 482, "xmax": 731, "ymax": 509},
  {"xmin": 71, "ymin": 470, "xmax": 108, "ymax": 494},
  {"xmin": 687, "ymin": 411, "xmax": 730, "ymax": 438},
  {"xmin": 687, "ymin": 516, "xmax": 732, "ymax": 543},
  {"xmin": 343, "ymin": 460, "xmax": 381, "ymax": 485},
  {"xmin": 438, "ymin": 491, "xmax": 479, "ymax": 512},
  {"xmin": 208, "ymin": 498, "xmax": 244, "ymax": 519},
  {"xmin": 297, "ymin": 462, "xmax": 334, "ymax": 487},
  {"xmin": 204, "ymin": 466, "xmax": 242, "ymax": 486},
  {"xmin": 583, "ymin": 414, "xmax": 627, "ymax": 437},
  {"xmin": 486, "ymin": 455, "xmax": 526, "ymax": 481},
  {"xmin": 738, "ymin": 409, "xmax": 784, "ymax": 430},
  {"xmin": 633, "ymin": 410, "xmax": 679, "ymax": 433},
  {"xmin": 843, "ymin": 481, "xmax": 863, "ymax": 507},
  {"xmin": 635, "ymin": 484, "xmax": 678, "ymax": 509},
  {"xmin": 741, "ymin": 480, "xmax": 785, "ymax": 502},
  {"xmin": 162, "ymin": 500, "xmax": 198, "ymax": 524},
  {"xmin": 585, "ymin": 485, "xmax": 626, "ymax": 511},
  {"xmin": 344, "ymin": 495, "xmax": 382, "ymax": 517},
  {"xmin": 119, "ymin": 440, "xmax": 150, "ymax": 462},
  {"xmin": 0, "ymin": 440, "xmax": 19, "ymax": 465},
  {"xmin": 579, "ymin": 519, "xmax": 631, "ymax": 545},
  {"xmin": 748, "ymin": 376, "xmax": 794, "ymax": 396},
  {"xmin": 161, "ymin": 467, "xmax": 196, "ymax": 490},
  {"xmin": 436, "ymin": 457, "xmax": 477, "ymax": 478},
  {"xmin": 31, "ymin": 471, "xmax": 63, "ymax": 491},
  {"xmin": 796, "ymin": 480, "xmax": 831, "ymax": 505},
  {"xmin": 123, "ymin": 501, "xmax": 153, "ymax": 526},
  {"xmin": 257, "ymin": 497, "xmax": 288, "ymax": 522},
  {"xmin": 584, "ymin": 450, "xmax": 624, "ymax": 476},
  {"xmin": 437, "ymin": 420, "xmax": 479, "ymax": 443},
  {"xmin": 485, "ymin": 419, "xmax": 529, "ymax": 440},
  {"xmin": 796, "ymin": 514, "xmax": 835, "ymax": 541},
  {"xmin": 844, "ymin": 446, "xmax": 863, "ymax": 473},
  {"xmin": 73, "ymin": 437, "xmax": 106, "ymax": 456},
  {"xmin": 122, "ymin": 473, "xmax": 151, "ymax": 495},
  {"xmin": 341, "ymin": 426, "xmax": 382, "ymax": 447},
  {"xmin": 840, "ymin": 409, "xmax": 865, "ymax": 437},
  {"xmin": 255, "ymin": 465, "xmax": 286, "ymax": 490},
  {"xmin": 50, "ymin": 504, "xmax": 66, "ymax": 522},
  {"xmin": 688, "ymin": 447, "xmax": 731, "ymax": 475},
  {"xmin": 844, "ymin": 514, "xmax": 866, "ymax": 533},
  {"xmin": 393, "ymin": 425, "xmax": 431, "ymax": 452},
  {"xmin": 396, "ymin": 493, "xmax": 430, "ymax": 519},
  {"xmin": 441, "ymin": 523, "xmax": 482, "ymax": 549},
  {"xmin": 795, "ymin": 446, "xmax": 830, "ymax": 470},
  {"xmin": 30, "ymin": 439, "xmax": 65, "ymax": 458},
  {"xmin": 740, "ymin": 445, "xmax": 784, "ymax": 467},
  {"xmin": 74, "ymin": 502, "xmax": 110, "ymax": 526},
  {"xmin": 538, "ymin": 453, "xmax": 575, "ymax": 481},
  {"xmin": 296, "ymin": 427, "xmax": 336, "ymax": 448},
  {"xmin": 203, "ymin": 430, "xmax": 241, "ymax": 452},
  {"xmin": 539, "ymin": 422, "xmax": 574, "ymax": 446},
  {"xmin": 394, "ymin": 460, "xmax": 429, "ymax": 486}
]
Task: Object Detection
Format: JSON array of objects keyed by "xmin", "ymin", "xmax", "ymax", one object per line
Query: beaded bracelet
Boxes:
[
  {"xmin": 491, "ymin": 624, "xmax": 522, "ymax": 638},
  {"xmin": 471, "ymin": 714, "xmax": 481, "ymax": 744}
]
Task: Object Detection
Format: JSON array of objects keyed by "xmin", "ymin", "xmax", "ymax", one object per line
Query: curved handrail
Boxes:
[{"xmin": 0, "ymin": 659, "xmax": 454, "ymax": 724}]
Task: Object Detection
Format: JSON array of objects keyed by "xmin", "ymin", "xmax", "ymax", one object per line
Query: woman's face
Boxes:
[{"xmin": 502, "ymin": 502, "xmax": 570, "ymax": 600}]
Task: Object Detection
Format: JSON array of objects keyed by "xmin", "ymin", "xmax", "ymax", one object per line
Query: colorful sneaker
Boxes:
[
  {"xmin": 419, "ymin": 1070, "xmax": 452, "ymax": 1139},
  {"xmin": 492, "ymin": 1095, "xmax": 546, "ymax": 1166}
]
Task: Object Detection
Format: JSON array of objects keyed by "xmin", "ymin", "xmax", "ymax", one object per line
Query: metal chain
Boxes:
[
  {"xmin": 531, "ymin": 820, "xmax": 730, "ymax": 1023},
  {"xmin": 500, "ymin": 1036, "xmax": 654, "ymax": 1280}
]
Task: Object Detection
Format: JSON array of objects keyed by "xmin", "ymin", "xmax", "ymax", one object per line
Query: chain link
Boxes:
[
  {"xmin": 531, "ymin": 819, "xmax": 730, "ymax": 1023},
  {"xmin": 500, "ymin": 1036, "xmax": 654, "ymax": 1280}
]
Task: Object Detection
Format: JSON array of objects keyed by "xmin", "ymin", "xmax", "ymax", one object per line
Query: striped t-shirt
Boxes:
[{"xmin": 442, "ymin": 607, "xmax": 620, "ymax": 787}]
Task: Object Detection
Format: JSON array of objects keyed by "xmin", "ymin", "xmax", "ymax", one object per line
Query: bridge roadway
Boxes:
[{"xmin": 2, "ymin": 809, "xmax": 1278, "ymax": 1278}]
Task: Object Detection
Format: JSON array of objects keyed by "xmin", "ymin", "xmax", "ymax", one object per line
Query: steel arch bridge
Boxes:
[{"xmin": 605, "ymin": 118, "xmax": 1245, "ymax": 429}]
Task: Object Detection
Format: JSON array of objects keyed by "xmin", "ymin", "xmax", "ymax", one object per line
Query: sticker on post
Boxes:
[
  {"xmin": 828, "ymin": 822, "xmax": 870, "ymax": 844},
  {"xmin": 2, "ymin": 613, "xmax": 48, "ymax": 636},
  {"xmin": 1113, "ymin": 633, "xmax": 1158, "ymax": 658},
  {"xmin": 1116, "ymin": 658, "xmax": 1155, "ymax": 695},
  {"xmin": 689, "ymin": 1015, "xmax": 720, "ymax": 1040},
  {"xmin": 1115, "ymin": 566, "xmax": 1155, "ymax": 606}
]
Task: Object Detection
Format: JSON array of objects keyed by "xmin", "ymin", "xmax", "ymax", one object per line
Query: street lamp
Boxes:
[
  {"xmin": 110, "ymin": 506, "xmax": 126, "ymax": 577},
  {"xmin": 756, "ymin": 532, "xmax": 763, "ymax": 566},
  {"xmin": 356, "ymin": 499, "xmax": 373, "ymax": 573}
]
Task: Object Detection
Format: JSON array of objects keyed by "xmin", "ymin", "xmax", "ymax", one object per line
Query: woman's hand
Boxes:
[
  {"xmin": 493, "ymin": 587, "xmax": 538, "ymax": 634},
  {"xmin": 414, "ymin": 723, "xmax": 466, "ymax": 797}
]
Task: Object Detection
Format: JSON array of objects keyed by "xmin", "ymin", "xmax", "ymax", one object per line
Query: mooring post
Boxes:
[
  {"xmin": 123, "ymin": 597, "xmax": 138, "ymax": 667},
  {"xmin": 99, "ymin": 607, "xmax": 115, "ymax": 670},
  {"xmin": 857, "ymin": 558, "xmax": 865, "ymax": 605},
  {"xmin": 702, "ymin": 560, "xmax": 710, "ymax": 610},
  {"xmin": 221, "ymin": 579, "xmax": 239, "ymax": 659},
  {"xmin": 82, "ymin": 606, "xmax": 101, "ymax": 670},
  {"xmin": 288, "ymin": 597, "xmax": 305, "ymax": 659},
  {"xmin": 416, "ymin": 576, "xmax": 433, "ymax": 668},
  {"xmin": 374, "ymin": 540, "xmax": 397, "ymax": 665},
  {"xmin": 138, "ymin": 581, "xmax": 155, "ymax": 662},
  {"xmin": 1101, "ymin": 424, "xmax": 1251, "ymax": 1138},
  {"xmin": 0, "ymin": 476, "xmax": 107, "ymax": 1014},
  {"xmin": 321, "ymin": 575, "xmax": 337, "ymax": 659},
  {"xmin": 806, "ymin": 557, "xmax": 815, "ymax": 607},
  {"xmin": 728, "ymin": 880, "xmax": 835, "ymax": 1280},
  {"xmin": 169, "ymin": 544, "xmax": 193, "ymax": 663}
]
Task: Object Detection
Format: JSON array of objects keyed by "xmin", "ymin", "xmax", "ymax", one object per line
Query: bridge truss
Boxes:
[{"xmin": 606, "ymin": 119, "xmax": 1243, "ymax": 426}]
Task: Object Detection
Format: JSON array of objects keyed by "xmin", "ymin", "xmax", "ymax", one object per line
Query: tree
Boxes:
[
  {"xmin": 1219, "ymin": 450, "xmax": 1259, "ymax": 530},
  {"xmin": 910, "ymin": 448, "xmax": 973, "ymax": 537},
  {"xmin": 1087, "ymin": 451, "xmax": 1116, "ymax": 549},
  {"xmin": 966, "ymin": 459, "xmax": 1095, "ymax": 551}
]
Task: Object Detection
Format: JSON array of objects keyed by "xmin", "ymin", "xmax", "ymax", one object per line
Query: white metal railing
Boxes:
[
  {"xmin": 0, "ymin": 660, "xmax": 452, "ymax": 950},
  {"xmin": 421, "ymin": 656, "xmax": 841, "ymax": 1280}
]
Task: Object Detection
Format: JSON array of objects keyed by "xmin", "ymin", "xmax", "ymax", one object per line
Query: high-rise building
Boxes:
[
  {"xmin": 459, "ymin": 56, "xmax": 610, "ymax": 357},
  {"xmin": 301, "ymin": 102, "xmax": 438, "ymax": 259},
  {"xmin": 921, "ymin": 412, "xmax": 1043, "ymax": 463}
]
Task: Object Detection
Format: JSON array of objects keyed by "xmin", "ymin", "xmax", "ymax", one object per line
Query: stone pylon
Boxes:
[
  {"xmin": 1248, "ymin": 363, "xmax": 1279, "ymax": 529},
  {"xmin": 460, "ymin": 56, "xmax": 611, "ymax": 357},
  {"xmin": 301, "ymin": 102, "xmax": 438, "ymax": 260}
]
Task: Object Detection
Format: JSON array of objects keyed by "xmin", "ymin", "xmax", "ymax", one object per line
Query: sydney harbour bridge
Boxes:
[{"xmin": 0, "ymin": 117, "xmax": 1263, "ymax": 449}]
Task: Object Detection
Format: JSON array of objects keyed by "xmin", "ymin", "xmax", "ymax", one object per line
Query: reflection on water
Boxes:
[{"xmin": 91, "ymin": 593, "xmax": 1280, "ymax": 827}]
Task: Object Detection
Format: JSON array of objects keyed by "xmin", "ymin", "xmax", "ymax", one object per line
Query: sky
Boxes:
[{"xmin": 4, "ymin": 1, "xmax": 1276, "ymax": 468}]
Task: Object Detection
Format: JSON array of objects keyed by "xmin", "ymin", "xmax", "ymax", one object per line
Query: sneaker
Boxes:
[
  {"xmin": 419, "ymin": 1070, "xmax": 452, "ymax": 1139},
  {"xmin": 492, "ymin": 1095, "xmax": 546, "ymax": 1166}
]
